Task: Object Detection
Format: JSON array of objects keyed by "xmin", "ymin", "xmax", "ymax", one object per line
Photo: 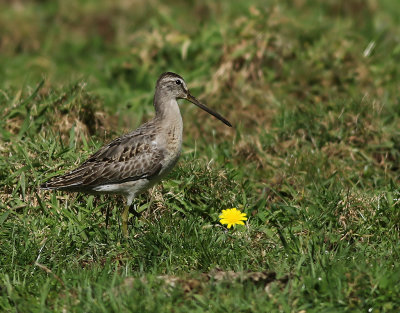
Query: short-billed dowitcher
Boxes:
[{"xmin": 41, "ymin": 72, "xmax": 232, "ymax": 236}]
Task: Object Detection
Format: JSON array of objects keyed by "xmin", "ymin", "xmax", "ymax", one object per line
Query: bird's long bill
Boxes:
[{"xmin": 186, "ymin": 94, "xmax": 232, "ymax": 127}]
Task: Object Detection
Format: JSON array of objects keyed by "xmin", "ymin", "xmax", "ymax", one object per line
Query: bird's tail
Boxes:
[{"xmin": 40, "ymin": 167, "xmax": 88, "ymax": 191}]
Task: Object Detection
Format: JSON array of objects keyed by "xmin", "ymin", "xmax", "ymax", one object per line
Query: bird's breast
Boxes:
[{"xmin": 158, "ymin": 119, "xmax": 183, "ymax": 174}]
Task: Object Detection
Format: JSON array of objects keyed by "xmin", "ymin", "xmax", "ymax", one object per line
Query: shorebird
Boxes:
[{"xmin": 41, "ymin": 72, "xmax": 232, "ymax": 236}]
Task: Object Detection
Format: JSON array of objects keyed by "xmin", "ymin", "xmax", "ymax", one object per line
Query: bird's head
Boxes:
[{"xmin": 156, "ymin": 72, "xmax": 232, "ymax": 127}]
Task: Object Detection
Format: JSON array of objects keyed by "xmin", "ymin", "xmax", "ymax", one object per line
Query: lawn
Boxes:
[{"xmin": 1, "ymin": 0, "xmax": 400, "ymax": 312}]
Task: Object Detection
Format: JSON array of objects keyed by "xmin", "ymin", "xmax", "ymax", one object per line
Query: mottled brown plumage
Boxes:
[
  {"xmin": 41, "ymin": 120, "xmax": 164, "ymax": 193},
  {"xmin": 41, "ymin": 72, "xmax": 232, "ymax": 236}
]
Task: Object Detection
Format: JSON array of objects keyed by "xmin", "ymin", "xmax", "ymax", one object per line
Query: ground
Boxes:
[{"xmin": 1, "ymin": 0, "xmax": 400, "ymax": 312}]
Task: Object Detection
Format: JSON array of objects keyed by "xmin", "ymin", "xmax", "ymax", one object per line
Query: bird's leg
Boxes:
[
  {"xmin": 122, "ymin": 198, "xmax": 140, "ymax": 237},
  {"xmin": 122, "ymin": 204, "xmax": 129, "ymax": 237}
]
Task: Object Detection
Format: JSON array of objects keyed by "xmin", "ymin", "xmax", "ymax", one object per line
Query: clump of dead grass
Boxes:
[
  {"xmin": 335, "ymin": 190, "xmax": 381, "ymax": 243},
  {"xmin": 1, "ymin": 82, "xmax": 115, "ymax": 144}
]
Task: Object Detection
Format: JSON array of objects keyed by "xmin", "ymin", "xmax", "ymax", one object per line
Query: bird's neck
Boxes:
[
  {"xmin": 154, "ymin": 93, "xmax": 182, "ymax": 125},
  {"xmin": 153, "ymin": 92, "xmax": 183, "ymax": 162}
]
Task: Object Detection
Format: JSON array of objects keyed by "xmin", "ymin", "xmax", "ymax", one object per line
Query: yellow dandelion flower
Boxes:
[{"xmin": 219, "ymin": 208, "xmax": 247, "ymax": 229}]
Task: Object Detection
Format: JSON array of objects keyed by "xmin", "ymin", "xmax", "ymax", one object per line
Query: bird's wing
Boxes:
[{"xmin": 41, "ymin": 129, "xmax": 164, "ymax": 190}]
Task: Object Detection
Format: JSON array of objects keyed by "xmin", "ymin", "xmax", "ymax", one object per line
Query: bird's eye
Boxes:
[{"xmin": 175, "ymin": 80, "xmax": 181, "ymax": 85}]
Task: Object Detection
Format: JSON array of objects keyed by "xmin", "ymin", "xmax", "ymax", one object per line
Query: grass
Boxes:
[{"xmin": 1, "ymin": 0, "xmax": 400, "ymax": 312}]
